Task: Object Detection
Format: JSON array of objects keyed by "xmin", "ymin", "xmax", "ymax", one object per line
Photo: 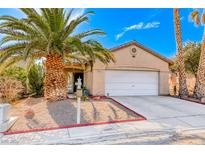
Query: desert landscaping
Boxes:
[{"xmin": 7, "ymin": 97, "xmax": 143, "ymax": 133}]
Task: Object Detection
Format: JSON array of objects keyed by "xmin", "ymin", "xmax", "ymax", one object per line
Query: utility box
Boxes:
[
  {"xmin": 0, "ymin": 103, "xmax": 18, "ymax": 132},
  {"xmin": 0, "ymin": 104, "xmax": 10, "ymax": 124}
]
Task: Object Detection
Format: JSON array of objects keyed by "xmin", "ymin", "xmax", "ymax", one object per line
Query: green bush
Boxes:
[
  {"xmin": 28, "ymin": 64, "xmax": 44, "ymax": 96},
  {"xmin": 170, "ymin": 42, "xmax": 201, "ymax": 77},
  {"xmin": 2, "ymin": 66, "xmax": 27, "ymax": 86}
]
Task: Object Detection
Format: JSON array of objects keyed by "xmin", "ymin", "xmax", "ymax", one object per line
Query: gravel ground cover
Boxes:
[{"xmin": 7, "ymin": 97, "xmax": 143, "ymax": 133}]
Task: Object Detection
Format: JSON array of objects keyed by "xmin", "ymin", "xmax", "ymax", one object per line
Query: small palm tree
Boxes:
[
  {"xmin": 173, "ymin": 8, "xmax": 188, "ymax": 97},
  {"xmin": 0, "ymin": 8, "xmax": 115, "ymax": 101},
  {"xmin": 190, "ymin": 9, "xmax": 205, "ymax": 98}
]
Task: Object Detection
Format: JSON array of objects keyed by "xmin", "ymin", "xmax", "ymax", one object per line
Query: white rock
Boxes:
[{"xmin": 0, "ymin": 116, "xmax": 18, "ymax": 132}]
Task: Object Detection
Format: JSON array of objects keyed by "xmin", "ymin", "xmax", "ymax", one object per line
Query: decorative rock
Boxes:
[
  {"xmin": 0, "ymin": 117, "xmax": 18, "ymax": 132},
  {"xmin": 24, "ymin": 108, "xmax": 35, "ymax": 119}
]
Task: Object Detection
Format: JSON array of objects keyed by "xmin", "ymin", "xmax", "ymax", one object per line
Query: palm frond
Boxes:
[
  {"xmin": 74, "ymin": 29, "xmax": 105, "ymax": 39},
  {"xmin": 20, "ymin": 8, "xmax": 50, "ymax": 36},
  {"xmin": 61, "ymin": 11, "xmax": 95, "ymax": 39},
  {"xmin": 189, "ymin": 9, "xmax": 205, "ymax": 27},
  {"xmin": 0, "ymin": 55, "xmax": 24, "ymax": 74},
  {"xmin": 0, "ymin": 8, "xmax": 114, "ymax": 70},
  {"xmin": 202, "ymin": 10, "xmax": 205, "ymax": 24}
]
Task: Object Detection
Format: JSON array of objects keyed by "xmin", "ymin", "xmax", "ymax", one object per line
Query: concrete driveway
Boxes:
[
  {"xmin": 112, "ymin": 96, "xmax": 205, "ymax": 129},
  {"xmin": 2, "ymin": 96, "xmax": 205, "ymax": 144}
]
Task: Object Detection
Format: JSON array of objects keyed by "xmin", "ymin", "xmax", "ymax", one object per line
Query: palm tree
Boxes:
[
  {"xmin": 173, "ymin": 8, "xmax": 189, "ymax": 97},
  {"xmin": 190, "ymin": 9, "xmax": 205, "ymax": 99},
  {"xmin": 0, "ymin": 8, "xmax": 115, "ymax": 101}
]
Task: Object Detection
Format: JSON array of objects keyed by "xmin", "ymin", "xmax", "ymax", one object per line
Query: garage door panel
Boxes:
[
  {"xmin": 106, "ymin": 73, "xmax": 157, "ymax": 82},
  {"xmin": 107, "ymin": 89, "xmax": 158, "ymax": 96},
  {"xmin": 106, "ymin": 80, "xmax": 157, "ymax": 84},
  {"xmin": 105, "ymin": 70, "xmax": 158, "ymax": 96},
  {"xmin": 106, "ymin": 83, "xmax": 157, "ymax": 90}
]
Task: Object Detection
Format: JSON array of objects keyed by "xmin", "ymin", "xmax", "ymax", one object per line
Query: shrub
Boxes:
[
  {"xmin": 170, "ymin": 42, "xmax": 201, "ymax": 77},
  {"xmin": 28, "ymin": 64, "xmax": 44, "ymax": 96},
  {"xmin": 0, "ymin": 77, "xmax": 24, "ymax": 103},
  {"xmin": 1, "ymin": 66, "xmax": 27, "ymax": 86}
]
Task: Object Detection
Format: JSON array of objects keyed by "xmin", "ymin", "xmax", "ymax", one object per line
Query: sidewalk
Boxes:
[{"xmin": 0, "ymin": 120, "xmax": 202, "ymax": 145}]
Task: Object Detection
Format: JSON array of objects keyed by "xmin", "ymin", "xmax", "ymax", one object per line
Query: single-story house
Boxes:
[{"xmin": 65, "ymin": 41, "xmax": 173, "ymax": 96}]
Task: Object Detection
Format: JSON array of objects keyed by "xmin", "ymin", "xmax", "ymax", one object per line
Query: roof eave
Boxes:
[{"xmin": 110, "ymin": 41, "xmax": 174, "ymax": 65}]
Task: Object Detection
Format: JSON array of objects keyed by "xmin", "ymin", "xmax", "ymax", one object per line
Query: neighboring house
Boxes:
[{"xmin": 66, "ymin": 41, "xmax": 173, "ymax": 96}]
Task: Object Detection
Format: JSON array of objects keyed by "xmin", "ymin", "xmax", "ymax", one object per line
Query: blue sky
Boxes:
[{"xmin": 0, "ymin": 8, "xmax": 204, "ymax": 58}]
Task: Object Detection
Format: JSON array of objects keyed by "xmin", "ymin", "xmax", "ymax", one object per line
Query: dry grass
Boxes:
[
  {"xmin": 8, "ymin": 97, "xmax": 140, "ymax": 132},
  {"xmin": 0, "ymin": 77, "xmax": 24, "ymax": 103}
]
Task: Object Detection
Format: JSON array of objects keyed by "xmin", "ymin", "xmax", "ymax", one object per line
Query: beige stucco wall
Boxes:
[
  {"xmin": 84, "ymin": 44, "xmax": 170, "ymax": 96},
  {"xmin": 84, "ymin": 66, "xmax": 93, "ymax": 94},
  {"xmin": 159, "ymin": 71, "xmax": 170, "ymax": 95}
]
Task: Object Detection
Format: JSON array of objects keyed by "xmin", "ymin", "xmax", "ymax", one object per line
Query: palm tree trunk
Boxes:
[
  {"xmin": 193, "ymin": 33, "xmax": 205, "ymax": 98},
  {"xmin": 44, "ymin": 54, "xmax": 68, "ymax": 101},
  {"xmin": 173, "ymin": 8, "xmax": 188, "ymax": 97}
]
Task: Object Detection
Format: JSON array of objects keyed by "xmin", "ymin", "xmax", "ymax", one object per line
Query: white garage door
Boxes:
[{"xmin": 105, "ymin": 70, "xmax": 159, "ymax": 96}]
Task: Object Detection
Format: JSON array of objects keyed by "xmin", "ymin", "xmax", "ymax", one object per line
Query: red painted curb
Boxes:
[
  {"xmin": 103, "ymin": 96, "xmax": 147, "ymax": 120},
  {"xmin": 3, "ymin": 96, "xmax": 146, "ymax": 135}
]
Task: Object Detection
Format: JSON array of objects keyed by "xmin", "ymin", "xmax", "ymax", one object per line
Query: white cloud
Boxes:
[
  {"xmin": 68, "ymin": 8, "xmax": 86, "ymax": 23},
  {"xmin": 116, "ymin": 32, "xmax": 126, "ymax": 41},
  {"xmin": 180, "ymin": 16, "xmax": 184, "ymax": 21},
  {"xmin": 146, "ymin": 9, "xmax": 163, "ymax": 22},
  {"xmin": 115, "ymin": 21, "xmax": 160, "ymax": 40},
  {"xmin": 144, "ymin": 22, "xmax": 160, "ymax": 29},
  {"xmin": 125, "ymin": 22, "xmax": 144, "ymax": 31}
]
